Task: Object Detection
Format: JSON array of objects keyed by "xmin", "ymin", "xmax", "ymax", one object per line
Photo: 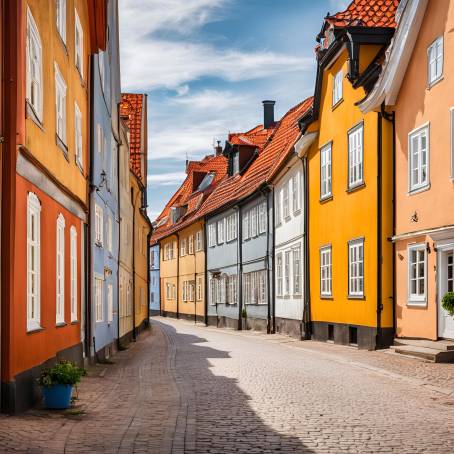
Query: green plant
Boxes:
[
  {"xmin": 241, "ymin": 308, "xmax": 247, "ymax": 319},
  {"xmin": 37, "ymin": 361, "xmax": 86, "ymax": 388},
  {"xmin": 442, "ymin": 292, "xmax": 454, "ymax": 317}
]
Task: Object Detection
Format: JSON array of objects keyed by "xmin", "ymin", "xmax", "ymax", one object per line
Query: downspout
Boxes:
[
  {"xmin": 203, "ymin": 219, "xmax": 208, "ymax": 325},
  {"xmin": 260, "ymin": 186, "xmax": 272, "ymax": 334},
  {"xmin": 271, "ymin": 187, "xmax": 276, "ymax": 334},
  {"xmin": 302, "ymin": 155, "xmax": 311, "ymax": 340},
  {"xmin": 116, "ymin": 116, "xmax": 121, "ymax": 350},
  {"xmin": 176, "ymin": 232, "xmax": 180, "ymax": 319},
  {"xmin": 194, "ymin": 227, "xmax": 197, "ymax": 323},
  {"xmin": 376, "ymin": 111, "xmax": 383, "ymax": 348},
  {"xmin": 147, "ymin": 230, "xmax": 152, "ymax": 326},
  {"xmin": 237, "ymin": 205, "xmax": 243, "ymax": 330}
]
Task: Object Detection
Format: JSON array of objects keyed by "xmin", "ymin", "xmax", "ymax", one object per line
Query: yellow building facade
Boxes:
[
  {"xmin": 160, "ymin": 234, "xmax": 178, "ymax": 316},
  {"xmin": 305, "ymin": 32, "xmax": 394, "ymax": 349}
]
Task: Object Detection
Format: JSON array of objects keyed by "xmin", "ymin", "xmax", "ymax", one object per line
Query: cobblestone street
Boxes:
[{"xmin": 1, "ymin": 318, "xmax": 454, "ymax": 453}]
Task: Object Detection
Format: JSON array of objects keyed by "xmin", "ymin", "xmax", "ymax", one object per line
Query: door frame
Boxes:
[{"xmin": 437, "ymin": 241, "xmax": 454, "ymax": 339}]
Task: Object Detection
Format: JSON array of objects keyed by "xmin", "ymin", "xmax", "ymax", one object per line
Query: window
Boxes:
[
  {"xmin": 197, "ymin": 277, "xmax": 203, "ymax": 301},
  {"xmin": 26, "ymin": 8, "xmax": 43, "ymax": 120},
  {"xmin": 275, "ymin": 191, "xmax": 282, "ymax": 226},
  {"xmin": 189, "ymin": 282, "xmax": 195, "ymax": 302},
  {"xmin": 320, "ymin": 246, "xmax": 332, "ymax": 297},
  {"xmin": 107, "ymin": 283, "xmax": 113, "ymax": 323},
  {"xmin": 332, "ymin": 70, "xmax": 343, "ymax": 106},
  {"xmin": 228, "ymin": 275, "xmax": 237, "ymax": 304},
  {"xmin": 243, "ymin": 273, "xmax": 251, "ymax": 305},
  {"xmin": 75, "ymin": 102, "xmax": 83, "ymax": 168},
  {"xmin": 197, "ymin": 172, "xmax": 215, "ymax": 191},
  {"xmin": 95, "ymin": 204, "xmax": 103, "ymax": 246},
  {"xmin": 283, "ymin": 183, "xmax": 289, "ymax": 219},
  {"xmin": 173, "ymin": 241, "xmax": 177, "ymax": 259},
  {"xmin": 74, "ymin": 9, "xmax": 83, "ymax": 76},
  {"xmin": 219, "ymin": 276, "xmax": 227, "ymax": 304},
  {"xmin": 226, "ymin": 213, "xmax": 237, "ymax": 242},
  {"xmin": 250, "ymin": 206, "xmax": 258, "ymax": 237},
  {"xmin": 258, "ymin": 271, "xmax": 266, "ymax": 305},
  {"xmin": 188, "ymin": 235, "xmax": 194, "ymax": 254},
  {"xmin": 217, "ymin": 219, "xmax": 225, "ymax": 244},
  {"xmin": 232, "ymin": 152, "xmax": 240, "ymax": 175},
  {"xmin": 27, "ymin": 192, "xmax": 41, "ymax": 331},
  {"xmin": 293, "ymin": 247, "xmax": 301, "ymax": 295},
  {"xmin": 56, "ymin": 0, "xmax": 66, "ymax": 43},
  {"xmin": 180, "ymin": 238, "xmax": 187, "ymax": 257},
  {"xmin": 95, "ymin": 277, "xmax": 103, "ymax": 322},
  {"xmin": 348, "ymin": 239, "xmax": 364, "ymax": 297},
  {"xmin": 408, "ymin": 244, "xmax": 426, "ymax": 305},
  {"xmin": 428, "ymin": 36, "xmax": 443, "ymax": 86},
  {"xmin": 110, "ymin": 143, "xmax": 117, "ymax": 191},
  {"xmin": 243, "ymin": 211, "xmax": 250, "ymax": 241},
  {"xmin": 196, "ymin": 230, "xmax": 203, "ymax": 251},
  {"xmin": 98, "ymin": 52, "xmax": 105, "ymax": 91},
  {"xmin": 348, "ymin": 124, "xmax": 364, "ymax": 188},
  {"xmin": 258, "ymin": 202, "xmax": 266, "ymax": 234},
  {"xmin": 55, "ymin": 63, "xmax": 67, "ymax": 144},
  {"xmin": 107, "ymin": 216, "xmax": 113, "ymax": 253},
  {"xmin": 70, "ymin": 226, "xmax": 78, "ymax": 322},
  {"xmin": 97, "ymin": 124, "xmax": 104, "ymax": 154},
  {"xmin": 409, "ymin": 124, "xmax": 429, "ymax": 192},
  {"xmin": 208, "ymin": 223, "xmax": 216, "ymax": 247},
  {"xmin": 56, "ymin": 214, "xmax": 65, "ymax": 324},
  {"xmin": 320, "ymin": 143, "xmax": 332, "ymax": 199},
  {"xmin": 182, "ymin": 281, "xmax": 187, "ymax": 301},
  {"xmin": 292, "ymin": 175, "xmax": 300, "ymax": 213},
  {"xmin": 210, "ymin": 278, "xmax": 217, "ymax": 305},
  {"xmin": 276, "ymin": 253, "xmax": 283, "ymax": 297},
  {"xmin": 243, "ymin": 271, "xmax": 266, "ymax": 305},
  {"xmin": 284, "ymin": 251, "xmax": 291, "ymax": 296}
]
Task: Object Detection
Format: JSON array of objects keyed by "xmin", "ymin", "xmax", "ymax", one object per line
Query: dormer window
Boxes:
[
  {"xmin": 197, "ymin": 172, "xmax": 215, "ymax": 191},
  {"xmin": 232, "ymin": 152, "xmax": 240, "ymax": 175}
]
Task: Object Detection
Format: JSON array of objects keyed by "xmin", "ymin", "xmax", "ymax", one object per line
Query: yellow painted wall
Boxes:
[
  {"xmin": 160, "ymin": 235, "xmax": 178, "ymax": 315},
  {"xmin": 308, "ymin": 47, "xmax": 393, "ymax": 330},
  {"xmin": 25, "ymin": 0, "xmax": 90, "ymax": 204}
]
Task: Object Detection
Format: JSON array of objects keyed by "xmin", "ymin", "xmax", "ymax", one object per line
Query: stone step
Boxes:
[
  {"xmin": 390, "ymin": 345, "xmax": 454, "ymax": 363},
  {"xmin": 394, "ymin": 338, "xmax": 454, "ymax": 351}
]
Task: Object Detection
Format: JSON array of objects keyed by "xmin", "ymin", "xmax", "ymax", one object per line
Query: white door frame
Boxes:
[{"xmin": 437, "ymin": 241, "xmax": 454, "ymax": 339}]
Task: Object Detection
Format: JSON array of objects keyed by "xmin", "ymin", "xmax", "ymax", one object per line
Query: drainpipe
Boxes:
[
  {"xmin": 302, "ymin": 155, "xmax": 311, "ymax": 340},
  {"xmin": 203, "ymin": 219, "xmax": 208, "ymax": 326},
  {"xmin": 147, "ymin": 230, "xmax": 152, "ymax": 326},
  {"xmin": 176, "ymin": 232, "xmax": 180, "ymax": 319},
  {"xmin": 116, "ymin": 116, "xmax": 121, "ymax": 350},
  {"xmin": 131, "ymin": 188, "xmax": 142, "ymax": 341},
  {"xmin": 271, "ymin": 188, "xmax": 276, "ymax": 334},
  {"xmin": 237, "ymin": 205, "xmax": 243, "ymax": 331},
  {"xmin": 260, "ymin": 186, "xmax": 272, "ymax": 334},
  {"xmin": 376, "ymin": 111, "xmax": 383, "ymax": 348}
]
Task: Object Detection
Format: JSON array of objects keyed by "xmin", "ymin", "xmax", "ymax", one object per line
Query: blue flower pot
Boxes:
[{"xmin": 42, "ymin": 384, "xmax": 73, "ymax": 409}]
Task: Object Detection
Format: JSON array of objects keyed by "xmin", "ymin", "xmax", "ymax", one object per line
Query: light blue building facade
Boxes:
[
  {"xmin": 89, "ymin": 0, "xmax": 121, "ymax": 360},
  {"xmin": 149, "ymin": 244, "xmax": 160, "ymax": 315}
]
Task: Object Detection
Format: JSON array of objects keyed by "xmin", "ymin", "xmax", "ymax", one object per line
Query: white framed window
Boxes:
[
  {"xmin": 188, "ymin": 235, "xmax": 194, "ymax": 254},
  {"xmin": 250, "ymin": 206, "xmax": 258, "ymax": 237},
  {"xmin": 54, "ymin": 63, "xmax": 67, "ymax": 143},
  {"xmin": 110, "ymin": 143, "xmax": 117, "ymax": 191},
  {"xmin": 408, "ymin": 243, "xmax": 427, "ymax": 305},
  {"xmin": 258, "ymin": 202, "xmax": 267, "ymax": 234},
  {"xmin": 27, "ymin": 192, "xmax": 41, "ymax": 331},
  {"xmin": 95, "ymin": 277, "xmax": 103, "ymax": 322},
  {"xmin": 292, "ymin": 247, "xmax": 301, "ymax": 295},
  {"xmin": 98, "ymin": 52, "xmax": 105, "ymax": 91},
  {"xmin": 70, "ymin": 226, "xmax": 78, "ymax": 322},
  {"xmin": 348, "ymin": 238, "xmax": 364, "ymax": 297},
  {"xmin": 427, "ymin": 36, "xmax": 443, "ymax": 86},
  {"xmin": 226, "ymin": 213, "xmax": 237, "ymax": 242},
  {"xmin": 292, "ymin": 174, "xmax": 300, "ymax": 213},
  {"xmin": 107, "ymin": 216, "xmax": 113, "ymax": 253},
  {"xmin": 217, "ymin": 219, "xmax": 225, "ymax": 244},
  {"xmin": 107, "ymin": 283, "xmax": 113, "ymax": 323},
  {"xmin": 227, "ymin": 275, "xmax": 237, "ymax": 304},
  {"xmin": 173, "ymin": 241, "xmax": 177, "ymax": 259},
  {"xmin": 97, "ymin": 124, "xmax": 104, "ymax": 154},
  {"xmin": 74, "ymin": 8, "xmax": 83, "ymax": 76},
  {"xmin": 182, "ymin": 281, "xmax": 188, "ymax": 301},
  {"xmin": 196, "ymin": 230, "xmax": 203, "ymax": 251},
  {"xmin": 320, "ymin": 246, "xmax": 332, "ymax": 297},
  {"xmin": 284, "ymin": 251, "xmax": 291, "ymax": 296},
  {"xmin": 180, "ymin": 238, "xmax": 187, "ymax": 256},
  {"xmin": 320, "ymin": 143, "xmax": 332, "ymax": 199},
  {"xmin": 232, "ymin": 152, "xmax": 240, "ymax": 175},
  {"xmin": 95, "ymin": 204, "xmax": 103, "ymax": 246},
  {"xmin": 189, "ymin": 282, "xmax": 195, "ymax": 302},
  {"xmin": 332, "ymin": 69, "xmax": 343, "ymax": 106},
  {"xmin": 197, "ymin": 277, "xmax": 203, "ymax": 301},
  {"xmin": 409, "ymin": 124, "xmax": 429, "ymax": 192},
  {"xmin": 56, "ymin": 214, "xmax": 65, "ymax": 324},
  {"xmin": 210, "ymin": 278, "xmax": 217, "ymax": 305},
  {"xmin": 220, "ymin": 276, "xmax": 227, "ymax": 304},
  {"xmin": 283, "ymin": 183, "xmax": 289, "ymax": 219},
  {"xmin": 208, "ymin": 223, "xmax": 216, "ymax": 247},
  {"xmin": 243, "ymin": 211, "xmax": 250, "ymax": 241},
  {"xmin": 26, "ymin": 8, "xmax": 43, "ymax": 120},
  {"xmin": 348, "ymin": 123, "xmax": 364, "ymax": 188},
  {"xmin": 243, "ymin": 273, "xmax": 251, "ymax": 305},
  {"xmin": 75, "ymin": 102, "xmax": 83, "ymax": 168},
  {"xmin": 56, "ymin": 0, "xmax": 66, "ymax": 44},
  {"xmin": 276, "ymin": 253, "xmax": 283, "ymax": 297},
  {"xmin": 258, "ymin": 271, "xmax": 266, "ymax": 305}
]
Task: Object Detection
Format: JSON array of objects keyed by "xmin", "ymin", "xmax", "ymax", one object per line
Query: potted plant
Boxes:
[
  {"xmin": 442, "ymin": 291, "xmax": 454, "ymax": 317},
  {"xmin": 241, "ymin": 308, "xmax": 248, "ymax": 330},
  {"xmin": 38, "ymin": 360, "xmax": 85, "ymax": 409}
]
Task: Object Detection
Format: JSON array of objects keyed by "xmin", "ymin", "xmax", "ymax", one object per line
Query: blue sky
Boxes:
[{"xmin": 119, "ymin": 0, "xmax": 350, "ymax": 220}]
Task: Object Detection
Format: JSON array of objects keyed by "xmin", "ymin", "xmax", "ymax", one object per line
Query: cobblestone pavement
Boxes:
[{"xmin": 1, "ymin": 318, "xmax": 454, "ymax": 453}]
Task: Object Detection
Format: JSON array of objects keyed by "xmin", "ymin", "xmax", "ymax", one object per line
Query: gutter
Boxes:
[
  {"xmin": 301, "ymin": 155, "xmax": 311, "ymax": 340},
  {"xmin": 237, "ymin": 205, "xmax": 243, "ymax": 330},
  {"xmin": 376, "ymin": 111, "xmax": 383, "ymax": 347},
  {"xmin": 203, "ymin": 218, "xmax": 208, "ymax": 325}
]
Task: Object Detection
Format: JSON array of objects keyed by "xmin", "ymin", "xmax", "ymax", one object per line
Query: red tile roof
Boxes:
[
  {"xmin": 326, "ymin": 0, "xmax": 399, "ymax": 29},
  {"xmin": 120, "ymin": 93, "xmax": 147, "ymax": 182},
  {"xmin": 228, "ymin": 125, "xmax": 275, "ymax": 149}
]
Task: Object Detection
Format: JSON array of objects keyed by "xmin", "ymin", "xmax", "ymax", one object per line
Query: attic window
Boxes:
[
  {"xmin": 197, "ymin": 172, "xmax": 215, "ymax": 191},
  {"xmin": 232, "ymin": 152, "xmax": 240, "ymax": 175}
]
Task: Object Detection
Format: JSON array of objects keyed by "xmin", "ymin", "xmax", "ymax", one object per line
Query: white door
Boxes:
[{"xmin": 439, "ymin": 251, "xmax": 454, "ymax": 339}]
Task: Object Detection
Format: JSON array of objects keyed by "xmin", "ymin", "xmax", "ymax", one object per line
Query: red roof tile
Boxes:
[
  {"xmin": 326, "ymin": 0, "xmax": 399, "ymax": 29},
  {"xmin": 120, "ymin": 93, "xmax": 147, "ymax": 182}
]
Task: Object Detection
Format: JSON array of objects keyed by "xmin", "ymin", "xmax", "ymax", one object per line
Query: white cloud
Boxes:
[{"xmin": 148, "ymin": 171, "xmax": 187, "ymax": 183}]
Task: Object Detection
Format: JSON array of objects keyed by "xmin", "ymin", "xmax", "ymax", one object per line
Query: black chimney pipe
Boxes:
[{"xmin": 262, "ymin": 100, "xmax": 275, "ymax": 129}]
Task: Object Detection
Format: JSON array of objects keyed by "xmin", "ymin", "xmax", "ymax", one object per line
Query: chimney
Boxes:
[
  {"xmin": 215, "ymin": 140, "xmax": 223, "ymax": 156},
  {"xmin": 262, "ymin": 100, "xmax": 275, "ymax": 129}
]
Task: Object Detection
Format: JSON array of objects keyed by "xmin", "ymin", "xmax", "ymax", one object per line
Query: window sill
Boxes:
[
  {"xmin": 347, "ymin": 182, "xmax": 365, "ymax": 193},
  {"xmin": 332, "ymin": 97, "xmax": 344, "ymax": 111},
  {"xmin": 71, "ymin": 320, "xmax": 80, "ymax": 325},
  {"xmin": 27, "ymin": 325, "xmax": 44, "ymax": 334},
  {"xmin": 427, "ymin": 75, "xmax": 443, "ymax": 90},
  {"xmin": 56, "ymin": 322, "xmax": 67, "ymax": 328},
  {"xmin": 284, "ymin": 216, "xmax": 291, "ymax": 223},
  {"xmin": 320, "ymin": 195, "xmax": 333, "ymax": 204},
  {"xmin": 406, "ymin": 300, "xmax": 427, "ymax": 308},
  {"xmin": 320, "ymin": 295, "xmax": 333, "ymax": 300},
  {"xmin": 56, "ymin": 134, "xmax": 69, "ymax": 160},
  {"xmin": 293, "ymin": 209, "xmax": 302, "ymax": 217},
  {"xmin": 26, "ymin": 102, "xmax": 44, "ymax": 130},
  {"xmin": 348, "ymin": 295, "xmax": 365, "ymax": 300},
  {"xmin": 408, "ymin": 184, "xmax": 430, "ymax": 196}
]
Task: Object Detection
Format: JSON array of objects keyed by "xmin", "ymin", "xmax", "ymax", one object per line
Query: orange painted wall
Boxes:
[{"xmin": 394, "ymin": 1, "xmax": 454, "ymax": 339}]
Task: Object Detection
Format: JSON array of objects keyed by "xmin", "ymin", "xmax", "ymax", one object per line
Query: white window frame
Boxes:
[
  {"xmin": 95, "ymin": 204, "xmax": 103, "ymax": 246},
  {"xmin": 320, "ymin": 142, "xmax": 332, "ymax": 200},
  {"xmin": 276, "ymin": 252, "xmax": 283, "ymax": 297},
  {"xmin": 292, "ymin": 246, "xmax": 302, "ymax": 296},
  {"xmin": 54, "ymin": 62, "xmax": 67, "ymax": 144},
  {"xmin": 348, "ymin": 123, "xmax": 364, "ymax": 189},
  {"xmin": 26, "ymin": 8, "xmax": 43, "ymax": 121},
  {"xmin": 188, "ymin": 235, "xmax": 194, "ymax": 254},
  {"xmin": 292, "ymin": 174, "xmax": 300, "ymax": 213},
  {"xmin": 95, "ymin": 276, "xmax": 104, "ymax": 322},
  {"xmin": 98, "ymin": 52, "xmax": 105, "ymax": 92},
  {"xmin": 408, "ymin": 123, "xmax": 430, "ymax": 193},
  {"xmin": 27, "ymin": 192, "xmax": 41, "ymax": 331},
  {"xmin": 107, "ymin": 215, "xmax": 113, "ymax": 253},
  {"xmin": 56, "ymin": 0, "xmax": 66, "ymax": 44},
  {"xmin": 226, "ymin": 213, "xmax": 237, "ymax": 242},
  {"xmin": 75, "ymin": 102, "xmax": 83, "ymax": 169},
  {"xmin": 197, "ymin": 277, "xmax": 203, "ymax": 301},
  {"xmin": 250, "ymin": 206, "xmax": 258, "ymax": 237},
  {"xmin": 74, "ymin": 8, "xmax": 83, "ymax": 76},
  {"xmin": 332, "ymin": 69, "xmax": 343, "ymax": 106},
  {"xmin": 348, "ymin": 238, "xmax": 364, "ymax": 298},
  {"xmin": 284, "ymin": 250, "xmax": 291, "ymax": 296},
  {"xmin": 275, "ymin": 190, "xmax": 282, "ymax": 227},
  {"xmin": 56, "ymin": 213, "xmax": 66, "ymax": 324},
  {"xmin": 283, "ymin": 183, "xmax": 290, "ymax": 219},
  {"xmin": 320, "ymin": 245, "xmax": 332, "ymax": 297},
  {"xmin": 427, "ymin": 36, "xmax": 443, "ymax": 87},
  {"xmin": 208, "ymin": 223, "xmax": 216, "ymax": 247},
  {"xmin": 258, "ymin": 202, "xmax": 267, "ymax": 234},
  {"xmin": 196, "ymin": 230, "xmax": 203, "ymax": 251},
  {"xmin": 243, "ymin": 211, "xmax": 250, "ymax": 241},
  {"xmin": 180, "ymin": 238, "xmax": 187, "ymax": 257},
  {"xmin": 407, "ymin": 243, "xmax": 427, "ymax": 306},
  {"xmin": 107, "ymin": 283, "xmax": 113, "ymax": 323},
  {"xmin": 217, "ymin": 219, "xmax": 225, "ymax": 244},
  {"xmin": 210, "ymin": 278, "xmax": 217, "ymax": 305},
  {"xmin": 70, "ymin": 226, "xmax": 78, "ymax": 322},
  {"xmin": 258, "ymin": 270, "xmax": 266, "ymax": 305},
  {"xmin": 97, "ymin": 123, "xmax": 104, "ymax": 154}
]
